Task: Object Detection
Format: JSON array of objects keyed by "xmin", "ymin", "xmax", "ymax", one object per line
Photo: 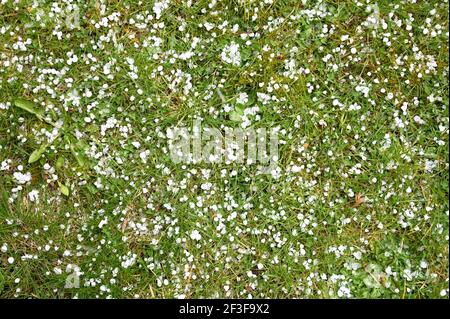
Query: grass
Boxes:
[{"xmin": 0, "ymin": 0, "xmax": 448, "ymax": 298}]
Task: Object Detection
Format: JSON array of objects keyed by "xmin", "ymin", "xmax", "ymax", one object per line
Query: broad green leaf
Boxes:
[
  {"xmin": 363, "ymin": 263, "xmax": 383, "ymax": 289},
  {"xmin": 68, "ymin": 140, "xmax": 88, "ymax": 168},
  {"xmin": 56, "ymin": 156, "xmax": 65, "ymax": 169},
  {"xmin": 86, "ymin": 184, "xmax": 98, "ymax": 194},
  {"xmin": 230, "ymin": 106, "xmax": 244, "ymax": 122},
  {"xmin": 229, "ymin": 111, "xmax": 242, "ymax": 122},
  {"xmin": 28, "ymin": 144, "xmax": 48, "ymax": 164},
  {"xmin": 75, "ymin": 140, "xmax": 89, "ymax": 150},
  {"xmin": 363, "ymin": 274, "xmax": 382, "ymax": 289},
  {"xmin": 365, "ymin": 263, "xmax": 382, "ymax": 274},
  {"xmin": 14, "ymin": 98, "xmax": 43, "ymax": 119},
  {"xmin": 58, "ymin": 182, "xmax": 69, "ymax": 196},
  {"xmin": 70, "ymin": 147, "xmax": 86, "ymax": 167},
  {"xmin": 15, "ymin": 98, "xmax": 59, "ymax": 127},
  {"xmin": 168, "ymin": 35, "xmax": 178, "ymax": 49}
]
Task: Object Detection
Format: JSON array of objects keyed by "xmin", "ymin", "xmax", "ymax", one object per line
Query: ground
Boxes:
[{"xmin": 0, "ymin": 0, "xmax": 448, "ymax": 299}]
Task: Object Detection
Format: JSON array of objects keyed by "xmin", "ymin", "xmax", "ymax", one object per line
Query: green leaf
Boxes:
[
  {"xmin": 65, "ymin": 137, "xmax": 90, "ymax": 168},
  {"xmin": 70, "ymin": 146, "xmax": 86, "ymax": 167},
  {"xmin": 14, "ymin": 98, "xmax": 43, "ymax": 119},
  {"xmin": 58, "ymin": 182, "xmax": 70, "ymax": 196},
  {"xmin": 28, "ymin": 144, "xmax": 48, "ymax": 164},
  {"xmin": 363, "ymin": 274, "xmax": 382, "ymax": 289},
  {"xmin": 56, "ymin": 156, "xmax": 65, "ymax": 169},
  {"xmin": 0, "ymin": 270, "xmax": 4, "ymax": 294},
  {"xmin": 230, "ymin": 111, "xmax": 242, "ymax": 122},
  {"xmin": 365, "ymin": 263, "xmax": 382, "ymax": 274},
  {"xmin": 230, "ymin": 106, "xmax": 244, "ymax": 122},
  {"xmin": 168, "ymin": 35, "xmax": 178, "ymax": 49},
  {"xmin": 86, "ymin": 184, "xmax": 98, "ymax": 194},
  {"xmin": 363, "ymin": 263, "xmax": 383, "ymax": 289}
]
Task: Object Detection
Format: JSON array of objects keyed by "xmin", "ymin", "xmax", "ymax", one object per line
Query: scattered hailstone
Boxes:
[
  {"xmin": 139, "ymin": 150, "xmax": 151, "ymax": 163},
  {"xmin": 1, "ymin": 159, "xmax": 11, "ymax": 171},
  {"xmin": 190, "ymin": 230, "xmax": 202, "ymax": 241},
  {"xmin": 28, "ymin": 190, "xmax": 39, "ymax": 202},
  {"xmin": 153, "ymin": 0, "xmax": 170, "ymax": 20},
  {"xmin": 13, "ymin": 172, "xmax": 32, "ymax": 184},
  {"xmin": 131, "ymin": 141, "xmax": 141, "ymax": 148},
  {"xmin": 236, "ymin": 92, "xmax": 249, "ymax": 105},
  {"xmin": 221, "ymin": 42, "xmax": 241, "ymax": 66}
]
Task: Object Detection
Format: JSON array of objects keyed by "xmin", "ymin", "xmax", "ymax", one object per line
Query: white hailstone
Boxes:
[
  {"xmin": 424, "ymin": 160, "xmax": 437, "ymax": 173},
  {"xmin": 103, "ymin": 63, "xmax": 112, "ymax": 75},
  {"xmin": 221, "ymin": 42, "xmax": 241, "ymax": 66},
  {"xmin": 236, "ymin": 92, "xmax": 248, "ymax": 105},
  {"xmin": 132, "ymin": 141, "xmax": 141, "ymax": 148},
  {"xmin": 28, "ymin": 190, "xmax": 39, "ymax": 202},
  {"xmin": 8, "ymin": 257, "xmax": 14, "ymax": 264},
  {"xmin": 139, "ymin": 150, "xmax": 151, "ymax": 163},
  {"xmin": 240, "ymin": 116, "xmax": 251, "ymax": 128},
  {"xmin": 98, "ymin": 217, "xmax": 108, "ymax": 229},
  {"xmin": 348, "ymin": 103, "xmax": 361, "ymax": 111},
  {"xmin": 322, "ymin": 54, "xmax": 332, "ymax": 63},
  {"xmin": 292, "ymin": 165, "xmax": 301, "ymax": 173},
  {"xmin": 413, "ymin": 115, "xmax": 425, "ymax": 124},
  {"xmin": 121, "ymin": 253, "xmax": 137, "ymax": 269},
  {"xmin": 204, "ymin": 22, "xmax": 214, "ymax": 31},
  {"xmin": 190, "ymin": 230, "xmax": 202, "ymax": 241},
  {"xmin": 201, "ymin": 183, "xmax": 212, "ymax": 191},
  {"xmin": 318, "ymin": 119, "xmax": 327, "ymax": 127},
  {"xmin": 257, "ymin": 92, "xmax": 271, "ymax": 104},
  {"xmin": 353, "ymin": 251, "xmax": 362, "ymax": 260},
  {"xmin": 153, "ymin": 0, "xmax": 170, "ymax": 20},
  {"xmin": 223, "ymin": 104, "xmax": 233, "ymax": 112},
  {"xmin": 355, "ymin": 84, "xmax": 370, "ymax": 97},
  {"xmin": 13, "ymin": 172, "xmax": 32, "ymax": 184},
  {"xmin": 0, "ymin": 160, "xmax": 11, "ymax": 171}
]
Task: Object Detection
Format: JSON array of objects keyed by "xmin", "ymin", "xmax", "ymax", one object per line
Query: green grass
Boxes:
[{"xmin": 0, "ymin": 0, "xmax": 448, "ymax": 298}]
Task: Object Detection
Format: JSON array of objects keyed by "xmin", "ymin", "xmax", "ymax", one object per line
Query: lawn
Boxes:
[{"xmin": 0, "ymin": 0, "xmax": 448, "ymax": 299}]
